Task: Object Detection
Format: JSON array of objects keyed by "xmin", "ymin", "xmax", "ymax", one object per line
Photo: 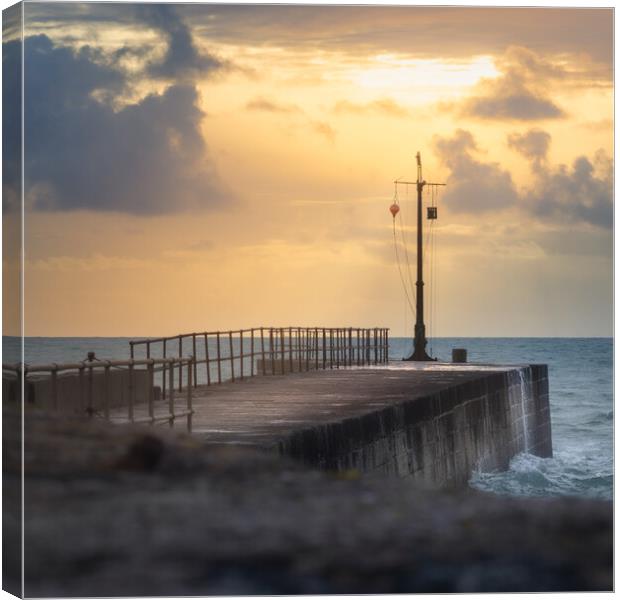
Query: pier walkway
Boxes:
[
  {"xmin": 171, "ymin": 364, "xmax": 504, "ymax": 445},
  {"xmin": 112, "ymin": 362, "xmax": 552, "ymax": 486}
]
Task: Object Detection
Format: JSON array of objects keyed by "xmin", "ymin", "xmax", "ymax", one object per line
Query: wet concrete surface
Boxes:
[{"xmin": 167, "ymin": 365, "xmax": 526, "ymax": 445}]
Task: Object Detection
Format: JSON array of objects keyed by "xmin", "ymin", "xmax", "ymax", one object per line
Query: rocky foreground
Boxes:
[{"xmin": 3, "ymin": 410, "xmax": 612, "ymax": 596}]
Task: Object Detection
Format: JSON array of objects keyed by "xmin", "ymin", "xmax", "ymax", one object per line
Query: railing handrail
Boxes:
[
  {"xmin": 127, "ymin": 325, "xmax": 390, "ymax": 393},
  {"xmin": 2, "ymin": 356, "xmax": 192, "ymax": 373},
  {"xmin": 129, "ymin": 326, "xmax": 389, "ymax": 346}
]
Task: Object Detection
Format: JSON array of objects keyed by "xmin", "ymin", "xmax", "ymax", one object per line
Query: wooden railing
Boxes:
[
  {"xmin": 2, "ymin": 357, "xmax": 195, "ymax": 431},
  {"xmin": 129, "ymin": 326, "xmax": 390, "ymax": 396}
]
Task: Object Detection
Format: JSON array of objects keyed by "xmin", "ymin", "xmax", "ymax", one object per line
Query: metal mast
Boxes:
[{"xmin": 394, "ymin": 152, "xmax": 445, "ymax": 361}]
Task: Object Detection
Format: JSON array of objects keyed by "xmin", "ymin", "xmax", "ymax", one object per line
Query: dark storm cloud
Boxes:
[
  {"xmin": 4, "ymin": 35, "xmax": 229, "ymax": 214},
  {"xmin": 460, "ymin": 47, "xmax": 566, "ymax": 121},
  {"xmin": 134, "ymin": 4, "xmax": 223, "ymax": 80},
  {"xmin": 434, "ymin": 130, "xmax": 519, "ymax": 213},
  {"xmin": 434, "ymin": 129, "xmax": 612, "ymax": 229}
]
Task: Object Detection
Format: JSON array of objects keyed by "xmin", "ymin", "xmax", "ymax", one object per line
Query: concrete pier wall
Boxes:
[{"xmin": 278, "ymin": 365, "xmax": 551, "ymax": 487}]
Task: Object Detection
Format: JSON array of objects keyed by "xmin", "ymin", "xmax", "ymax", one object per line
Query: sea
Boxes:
[{"xmin": 3, "ymin": 335, "xmax": 613, "ymax": 501}]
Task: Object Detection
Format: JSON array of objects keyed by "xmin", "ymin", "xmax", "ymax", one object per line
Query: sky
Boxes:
[{"xmin": 2, "ymin": 3, "xmax": 614, "ymax": 338}]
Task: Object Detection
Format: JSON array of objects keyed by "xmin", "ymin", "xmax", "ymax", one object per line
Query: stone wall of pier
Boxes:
[{"xmin": 278, "ymin": 365, "xmax": 552, "ymax": 488}]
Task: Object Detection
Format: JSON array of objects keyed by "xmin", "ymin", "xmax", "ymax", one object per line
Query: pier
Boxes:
[
  {"xmin": 161, "ymin": 363, "xmax": 552, "ymax": 487},
  {"xmin": 4, "ymin": 326, "xmax": 553, "ymax": 489}
]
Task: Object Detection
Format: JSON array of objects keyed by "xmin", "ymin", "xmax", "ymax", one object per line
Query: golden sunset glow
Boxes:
[{"xmin": 4, "ymin": 4, "xmax": 613, "ymax": 338}]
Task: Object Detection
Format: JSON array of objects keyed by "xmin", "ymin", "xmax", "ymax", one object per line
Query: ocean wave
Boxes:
[{"xmin": 470, "ymin": 452, "xmax": 613, "ymax": 500}]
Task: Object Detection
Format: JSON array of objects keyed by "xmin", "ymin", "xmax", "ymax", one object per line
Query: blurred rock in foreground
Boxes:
[{"xmin": 4, "ymin": 410, "xmax": 612, "ymax": 596}]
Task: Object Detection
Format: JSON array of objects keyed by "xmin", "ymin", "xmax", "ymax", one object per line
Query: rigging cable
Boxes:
[
  {"xmin": 399, "ymin": 184, "xmax": 416, "ymax": 305},
  {"xmin": 391, "ymin": 183, "xmax": 416, "ymax": 317},
  {"xmin": 393, "ymin": 216, "xmax": 416, "ymax": 316}
]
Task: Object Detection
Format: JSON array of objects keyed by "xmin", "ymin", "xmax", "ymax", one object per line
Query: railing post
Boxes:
[
  {"xmin": 168, "ymin": 360, "xmax": 175, "ymax": 428},
  {"xmin": 381, "ymin": 329, "xmax": 384, "ymax": 363},
  {"xmin": 288, "ymin": 327, "xmax": 293, "ymax": 373},
  {"xmin": 187, "ymin": 358, "xmax": 193, "ymax": 433},
  {"xmin": 192, "ymin": 334, "xmax": 197, "ymax": 387},
  {"xmin": 128, "ymin": 360, "xmax": 134, "ymax": 423},
  {"xmin": 334, "ymin": 329, "xmax": 338, "ymax": 369},
  {"xmin": 229, "ymin": 331, "xmax": 235, "ymax": 382},
  {"xmin": 336, "ymin": 329, "xmax": 340, "ymax": 369},
  {"xmin": 147, "ymin": 359, "xmax": 154, "ymax": 423},
  {"xmin": 216, "ymin": 332, "xmax": 222, "ymax": 384},
  {"xmin": 88, "ymin": 361, "xmax": 94, "ymax": 414},
  {"xmin": 314, "ymin": 328, "xmax": 319, "ymax": 370},
  {"xmin": 178, "ymin": 335, "xmax": 183, "ymax": 392},
  {"xmin": 348, "ymin": 328, "xmax": 353, "ymax": 366},
  {"xmin": 322, "ymin": 329, "xmax": 326, "ymax": 369},
  {"xmin": 280, "ymin": 329, "xmax": 286, "ymax": 374},
  {"xmin": 240, "ymin": 330, "xmax": 244, "ymax": 380},
  {"xmin": 261, "ymin": 327, "xmax": 266, "ymax": 376},
  {"xmin": 204, "ymin": 333, "xmax": 211, "ymax": 386},
  {"xmin": 374, "ymin": 328, "xmax": 378, "ymax": 365},
  {"xmin": 130, "ymin": 342, "xmax": 134, "ymax": 360},
  {"xmin": 385, "ymin": 329, "xmax": 389, "ymax": 363},
  {"xmin": 270, "ymin": 328, "xmax": 275, "ymax": 375},
  {"xmin": 251, "ymin": 329, "xmax": 255, "ymax": 377},
  {"xmin": 146, "ymin": 341, "xmax": 151, "ymax": 359},
  {"xmin": 103, "ymin": 362, "xmax": 110, "ymax": 420},
  {"xmin": 162, "ymin": 339, "xmax": 167, "ymax": 400}
]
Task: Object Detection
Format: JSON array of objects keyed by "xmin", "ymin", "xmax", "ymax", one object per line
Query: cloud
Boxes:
[
  {"xmin": 507, "ymin": 129, "xmax": 551, "ymax": 168},
  {"xmin": 4, "ymin": 35, "xmax": 230, "ymax": 214},
  {"xmin": 25, "ymin": 5, "xmax": 613, "ymax": 69},
  {"xmin": 433, "ymin": 129, "xmax": 519, "ymax": 213},
  {"xmin": 434, "ymin": 128, "xmax": 613, "ymax": 229},
  {"xmin": 333, "ymin": 99, "xmax": 409, "ymax": 117},
  {"xmin": 524, "ymin": 153, "xmax": 612, "ymax": 229},
  {"xmin": 134, "ymin": 4, "xmax": 223, "ymax": 80},
  {"xmin": 460, "ymin": 47, "xmax": 566, "ymax": 121},
  {"xmin": 244, "ymin": 97, "xmax": 335, "ymax": 141},
  {"xmin": 245, "ymin": 97, "xmax": 301, "ymax": 113},
  {"xmin": 311, "ymin": 121, "xmax": 336, "ymax": 143}
]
